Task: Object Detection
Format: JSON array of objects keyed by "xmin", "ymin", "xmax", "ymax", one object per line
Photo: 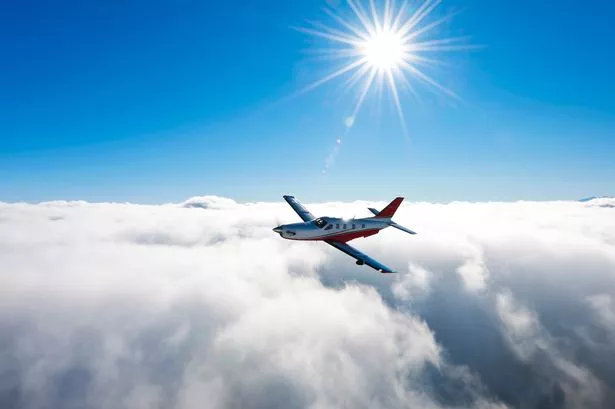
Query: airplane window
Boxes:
[
  {"xmin": 313, "ymin": 218, "xmax": 327, "ymax": 228},
  {"xmin": 352, "ymin": 224, "xmax": 355, "ymax": 229},
  {"xmin": 343, "ymin": 224, "xmax": 346, "ymax": 229},
  {"xmin": 362, "ymin": 224, "xmax": 365, "ymax": 228},
  {"xmin": 336, "ymin": 224, "xmax": 339, "ymax": 229},
  {"xmin": 325, "ymin": 224, "xmax": 333, "ymax": 230}
]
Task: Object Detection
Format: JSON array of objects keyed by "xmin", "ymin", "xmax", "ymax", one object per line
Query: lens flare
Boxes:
[{"xmin": 295, "ymin": 0, "xmax": 471, "ymax": 132}]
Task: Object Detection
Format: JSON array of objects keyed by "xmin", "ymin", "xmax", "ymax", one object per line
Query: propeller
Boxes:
[{"xmin": 272, "ymin": 216, "xmax": 284, "ymax": 235}]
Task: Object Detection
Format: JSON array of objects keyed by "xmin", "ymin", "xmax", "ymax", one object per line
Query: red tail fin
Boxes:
[{"xmin": 373, "ymin": 197, "xmax": 404, "ymax": 218}]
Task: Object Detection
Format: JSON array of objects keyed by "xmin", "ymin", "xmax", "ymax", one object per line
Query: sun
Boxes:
[
  {"xmin": 293, "ymin": 0, "xmax": 473, "ymax": 172},
  {"xmin": 360, "ymin": 29, "xmax": 405, "ymax": 71},
  {"xmin": 295, "ymin": 0, "xmax": 469, "ymax": 130}
]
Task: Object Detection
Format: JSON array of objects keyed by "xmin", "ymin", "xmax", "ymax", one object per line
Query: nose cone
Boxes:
[{"xmin": 273, "ymin": 226, "xmax": 283, "ymax": 233}]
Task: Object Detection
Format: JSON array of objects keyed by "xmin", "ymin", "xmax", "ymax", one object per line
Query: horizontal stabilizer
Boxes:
[{"xmin": 389, "ymin": 221, "xmax": 417, "ymax": 235}]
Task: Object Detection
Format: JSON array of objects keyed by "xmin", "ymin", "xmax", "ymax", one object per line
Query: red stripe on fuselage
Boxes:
[{"xmin": 303, "ymin": 228, "xmax": 381, "ymax": 243}]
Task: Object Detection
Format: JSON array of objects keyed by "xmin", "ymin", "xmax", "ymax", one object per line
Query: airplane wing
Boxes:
[
  {"xmin": 283, "ymin": 195, "xmax": 316, "ymax": 222},
  {"xmin": 326, "ymin": 241, "xmax": 396, "ymax": 274}
]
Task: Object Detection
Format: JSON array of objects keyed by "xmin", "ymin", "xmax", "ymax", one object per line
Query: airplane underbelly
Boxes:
[
  {"xmin": 305, "ymin": 228, "xmax": 380, "ymax": 242},
  {"xmin": 291, "ymin": 230, "xmax": 323, "ymax": 240}
]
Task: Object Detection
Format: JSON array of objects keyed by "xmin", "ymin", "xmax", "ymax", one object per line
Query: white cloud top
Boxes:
[{"xmin": 0, "ymin": 197, "xmax": 614, "ymax": 409}]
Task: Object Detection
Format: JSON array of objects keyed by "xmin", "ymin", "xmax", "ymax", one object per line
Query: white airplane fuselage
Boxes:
[
  {"xmin": 273, "ymin": 216, "xmax": 391, "ymax": 243},
  {"xmin": 274, "ymin": 195, "xmax": 415, "ymax": 273}
]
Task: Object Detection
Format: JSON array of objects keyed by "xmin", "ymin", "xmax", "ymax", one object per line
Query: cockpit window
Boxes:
[
  {"xmin": 324, "ymin": 224, "xmax": 333, "ymax": 230},
  {"xmin": 313, "ymin": 218, "xmax": 327, "ymax": 228}
]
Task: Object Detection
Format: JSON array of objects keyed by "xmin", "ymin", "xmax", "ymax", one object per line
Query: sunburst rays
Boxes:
[{"xmin": 295, "ymin": 0, "xmax": 471, "ymax": 143}]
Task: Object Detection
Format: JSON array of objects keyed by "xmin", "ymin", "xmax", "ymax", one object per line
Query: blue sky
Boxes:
[{"xmin": 1, "ymin": 0, "xmax": 613, "ymax": 203}]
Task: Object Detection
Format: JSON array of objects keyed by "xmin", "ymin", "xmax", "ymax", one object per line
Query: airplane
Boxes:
[{"xmin": 273, "ymin": 195, "xmax": 416, "ymax": 274}]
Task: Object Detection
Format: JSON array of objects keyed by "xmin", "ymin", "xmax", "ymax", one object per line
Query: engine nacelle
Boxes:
[{"xmin": 356, "ymin": 260, "xmax": 364, "ymax": 266}]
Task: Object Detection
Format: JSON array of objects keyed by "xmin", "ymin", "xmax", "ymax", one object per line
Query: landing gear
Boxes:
[{"xmin": 356, "ymin": 260, "xmax": 364, "ymax": 266}]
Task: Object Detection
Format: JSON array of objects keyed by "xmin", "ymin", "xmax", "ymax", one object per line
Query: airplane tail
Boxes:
[
  {"xmin": 371, "ymin": 197, "xmax": 404, "ymax": 219},
  {"xmin": 388, "ymin": 221, "xmax": 417, "ymax": 235},
  {"xmin": 368, "ymin": 197, "xmax": 417, "ymax": 235}
]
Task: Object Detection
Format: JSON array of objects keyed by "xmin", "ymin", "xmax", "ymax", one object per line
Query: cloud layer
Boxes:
[{"xmin": 0, "ymin": 197, "xmax": 614, "ymax": 409}]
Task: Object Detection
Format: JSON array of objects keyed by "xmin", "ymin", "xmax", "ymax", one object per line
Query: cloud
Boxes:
[
  {"xmin": 455, "ymin": 246, "xmax": 488, "ymax": 292},
  {"xmin": 495, "ymin": 291, "xmax": 606, "ymax": 408},
  {"xmin": 0, "ymin": 198, "xmax": 614, "ymax": 409},
  {"xmin": 588, "ymin": 294, "xmax": 615, "ymax": 336},
  {"xmin": 180, "ymin": 195, "xmax": 238, "ymax": 210},
  {"xmin": 582, "ymin": 197, "xmax": 615, "ymax": 208},
  {"xmin": 392, "ymin": 263, "xmax": 431, "ymax": 301}
]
